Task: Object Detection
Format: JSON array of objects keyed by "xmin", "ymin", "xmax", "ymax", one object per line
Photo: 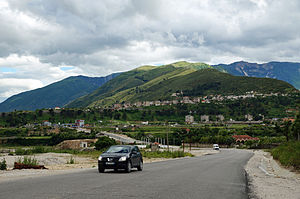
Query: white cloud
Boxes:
[
  {"xmin": 0, "ymin": 54, "xmax": 82, "ymax": 102},
  {"xmin": 0, "ymin": 78, "xmax": 43, "ymax": 102},
  {"xmin": 0, "ymin": 0, "xmax": 300, "ymax": 102}
]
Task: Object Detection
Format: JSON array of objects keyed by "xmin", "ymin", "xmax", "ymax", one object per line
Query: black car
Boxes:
[{"xmin": 98, "ymin": 145, "xmax": 143, "ymax": 173}]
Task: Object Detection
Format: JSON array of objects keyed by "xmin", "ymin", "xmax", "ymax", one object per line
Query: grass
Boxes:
[
  {"xmin": 141, "ymin": 150, "xmax": 193, "ymax": 158},
  {"xmin": 271, "ymin": 142, "xmax": 300, "ymax": 170},
  {"xmin": 24, "ymin": 136, "xmax": 52, "ymax": 139}
]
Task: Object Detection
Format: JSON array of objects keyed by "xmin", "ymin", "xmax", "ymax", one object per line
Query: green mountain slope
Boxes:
[
  {"xmin": 66, "ymin": 61, "xmax": 206, "ymax": 108},
  {"xmin": 67, "ymin": 61, "xmax": 297, "ymax": 108},
  {"xmin": 0, "ymin": 74, "xmax": 120, "ymax": 112}
]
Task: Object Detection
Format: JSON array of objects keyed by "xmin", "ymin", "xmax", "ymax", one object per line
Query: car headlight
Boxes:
[
  {"xmin": 119, "ymin": 156, "xmax": 127, "ymax": 161},
  {"xmin": 98, "ymin": 156, "xmax": 102, "ymax": 161}
]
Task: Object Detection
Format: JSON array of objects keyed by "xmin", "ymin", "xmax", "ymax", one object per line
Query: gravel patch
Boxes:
[{"xmin": 245, "ymin": 150, "xmax": 300, "ymax": 199}]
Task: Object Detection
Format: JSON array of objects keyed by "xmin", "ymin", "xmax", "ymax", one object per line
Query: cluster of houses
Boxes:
[
  {"xmin": 185, "ymin": 114, "xmax": 262, "ymax": 124},
  {"xmin": 25, "ymin": 119, "xmax": 91, "ymax": 133},
  {"xmin": 111, "ymin": 91, "xmax": 288, "ymax": 110}
]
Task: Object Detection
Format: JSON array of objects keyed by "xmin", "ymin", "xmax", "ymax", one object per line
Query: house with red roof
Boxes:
[{"xmin": 232, "ymin": 135, "xmax": 259, "ymax": 144}]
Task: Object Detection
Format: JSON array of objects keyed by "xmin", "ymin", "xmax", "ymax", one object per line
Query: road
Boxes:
[
  {"xmin": 98, "ymin": 132, "xmax": 143, "ymax": 144},
  {"xmin": 0, "ymin": 149, "xmax": 252, "ymax": 199}
]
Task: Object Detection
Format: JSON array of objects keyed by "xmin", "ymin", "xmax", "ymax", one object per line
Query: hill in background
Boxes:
[
  {"xmin": 214, "ymin": 61, "xmax": 300, "ymax": 89},
  {"xmin": 66, "ymin": 61, "xmax": 297, "ymax": 108},
  {"xmin": 0, "ymin": 73, "xmax": 120, "ymax": 112},
  {"xmin": 1, "ymin": 61, "xmax": 299, "ymax": 112}
]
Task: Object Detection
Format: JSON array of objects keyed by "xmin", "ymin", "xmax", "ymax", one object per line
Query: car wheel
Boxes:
[
  {"xmin": 98, "ymin": 167, "xmax": 105, "ymax": 173},
  {"xmin": 137, "ymin": 160, "xmax": 143, "ymax": 171},
  {"xmin": 126, "ymin": 161, "xmax": 132, "ymax": 173}
]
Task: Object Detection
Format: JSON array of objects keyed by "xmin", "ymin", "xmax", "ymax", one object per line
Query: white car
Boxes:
[{"xmin": 213, "ymin": 144, "xmax": 219, "ymax": 150}]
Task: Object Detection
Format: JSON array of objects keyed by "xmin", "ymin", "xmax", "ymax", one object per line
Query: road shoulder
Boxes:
[{"xmin": 245, "ymin": 150, "xmax": 300, "ymax": 199}]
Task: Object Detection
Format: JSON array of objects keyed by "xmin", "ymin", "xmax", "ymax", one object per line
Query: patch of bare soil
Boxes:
[{"xmin": 245, "ymin": 150, "xmax": 300, "ymax": 199}]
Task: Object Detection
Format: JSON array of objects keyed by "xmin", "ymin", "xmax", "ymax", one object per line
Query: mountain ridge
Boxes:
[
  {"xmin": 213, "ymin": 61, "xmax": 300, "ymax": 89},
  {"xmin": 1, "ymin": 60, "xmax": 299, "ymax": 112},
  {"xmin": 0, "ymin": 73, "xmax": 120, "ymax": 112},
  {"xmin": 66, "ymin": 61, "xmax": 297, "ymax": 108}
]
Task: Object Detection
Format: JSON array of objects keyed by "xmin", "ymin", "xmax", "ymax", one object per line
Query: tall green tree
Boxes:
[{"xmin": 292, "ymin": 113, "xmax": 300, "ymax": 141}]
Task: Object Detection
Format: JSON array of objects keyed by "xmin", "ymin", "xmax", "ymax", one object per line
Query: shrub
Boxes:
[
  {"xmin": 31, "ymin": 146, "xmax": 47, "ymax": 154},
  {"xmin": 67, "ymin": 156, "xmax": 75, "ymax": 164},
  {"xmin": 15, "ymin": 148, "xmax": 31, "ymax": 155},
  {"xmin": 141, "ymin": 150, "xmax": 193, "ymax": 158},
  {"xmin": 95, "ymin": 136, "xmax": 117, "ymax": 150},
  {"xmin": 17, "ymin": 157, "xmax": 39, "ymax": 166},
  {"xmin": 271, "ymin": 142, "xmax": 300, "ymax": 170},
  {"xmin": 0, "ymin": 159, "xmax": 7, "ymax": 170}
]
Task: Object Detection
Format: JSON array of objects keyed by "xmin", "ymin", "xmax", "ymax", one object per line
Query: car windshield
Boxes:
[{"xmin": 106, "ymin": 146, "xmax": 130, "ymax": 153}]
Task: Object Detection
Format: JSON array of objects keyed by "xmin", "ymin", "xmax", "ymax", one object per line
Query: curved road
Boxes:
[{"xmin": 0, "ymin": 149, "xmax": 252, "ymax": 199}]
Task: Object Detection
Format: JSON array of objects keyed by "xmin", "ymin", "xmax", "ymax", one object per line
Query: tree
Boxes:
[
  {"xmin": 49, "ymin": 109, "xmax": 54, "ymax": 116},
  {"xmin": 121, "ymin": 112, "xmax": 127, "ymax": 121},
  {"xmin": 292, "ymin": 114, "xmax": 300, "ymax": 141},
  {"xmin": 95, "ymin": 136, "xmax": 117, "ymax": 150},
  {"xmin": 283, "ymin": 121, "xmax": 292, "ymax": 142}
]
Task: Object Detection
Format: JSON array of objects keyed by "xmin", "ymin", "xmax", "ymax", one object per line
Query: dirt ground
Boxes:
[
  {"xmin": 245, "ymin": 150, "xmax": 300, "ymax": 199},
  {"xmin": 0, "ymin": 148, "xmax": 218, "ymax": 182}
]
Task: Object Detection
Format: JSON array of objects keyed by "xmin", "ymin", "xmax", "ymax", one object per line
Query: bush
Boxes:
[
  {"xmin": 95, "ymin": 136, "xmax": 117, "ymax": 150},
  {"xmin": 31, "ymin": 146, "xmax": 47, "ymax": 154},
  {"xmin": 141, "ymin": 150, "xmax": 193, "ymax": 158},
  {"xmin": 17, "ymin": 157, "xmax": 38, "ymax": 166},
  {"xmin": 271, "ymin": 142, "xmax": 300, "ymax": 170},
  {"xmin": 0, "ymin": 159, "xmax": 7, "ymax": 170},
  {"xmin": 15, "ymin": 148, "xmax": 31, "ymax": 155},
  {"xmin": 67, "ymin": 156, "xmax": 75, "ymax": 164}
]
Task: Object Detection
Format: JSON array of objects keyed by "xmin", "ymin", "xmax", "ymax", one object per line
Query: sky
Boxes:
[{"xmin": 0, "ymin": 0, "xmax": 300, "ymax": 103}]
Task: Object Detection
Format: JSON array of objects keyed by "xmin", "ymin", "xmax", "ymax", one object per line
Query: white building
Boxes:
[
  {"xmin": 75, "ymin": 119, "xmax": 85, "ymax": 127},
  {"xmin": 185, "ymin": 115, "xmax": 194, "ymax": 124},
  {"xmin": 201, "ymin": 115, "xmax": 209, "ymax": 122}
]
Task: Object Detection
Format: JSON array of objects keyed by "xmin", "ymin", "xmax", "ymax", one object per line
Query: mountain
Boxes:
[
  {"xmin": 66, "ymin": 61, "xmax": 297, "ymax": 108},
  {"xmin": 0, "ymin": 73, "xmax": 120, "ymax": 112},
  {"xmin": 214, "ymin": 61, "xmax": 300, "ymax": 89}
]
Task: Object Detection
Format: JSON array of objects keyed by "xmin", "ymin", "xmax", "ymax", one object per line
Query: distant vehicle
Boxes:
[
  {"xmin": 213, "ymin": 144, "xmax": 219, "ymax": 150},
  {"xmin": 98, "ymin": 145, "xmax": 143, "ymax": 173}
]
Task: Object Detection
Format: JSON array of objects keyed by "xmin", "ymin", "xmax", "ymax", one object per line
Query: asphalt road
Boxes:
[{"xmin": 0, "ymin": 149, "xmax": 252, "ymax": 199}]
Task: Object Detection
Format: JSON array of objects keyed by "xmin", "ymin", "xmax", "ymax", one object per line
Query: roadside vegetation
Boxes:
[
  {"xmin": 66, "ymin": 156, "xmax": 75, "ymax": 164},
  {"xmin": 95, "ymin": 136, "xmax": 117, "ymax": 150},
  {"xmin": 0, "ymin": 158, "xmax": 7, "ymax": 170},
  {"xmin": 141, "ymin": 150, "xmax": 193, "ymax": 158},
  {"xmin": 17, "ymin": 156, "xmax": 39, "ymax": 166},
  {"xmin": 10, "ymin": 146, "xmax": 103, "ymax": 159},
  {"xmin": 271, "ymin": 142, "xmax": 300, "ymax": 170},
  {"xmin": 270, "ymin": 114, "xmax": 300, "ymax": 170}
]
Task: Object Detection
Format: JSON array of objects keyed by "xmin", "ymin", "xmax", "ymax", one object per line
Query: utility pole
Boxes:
[{"xmin": 167, "ymin": 121, "xmax": 169, "ymax": 151}]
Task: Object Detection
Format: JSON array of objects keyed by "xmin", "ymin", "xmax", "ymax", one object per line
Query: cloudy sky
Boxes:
[{"xmin": 0, "ymin": 0, "xmax": 300, "ymax": 102}]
